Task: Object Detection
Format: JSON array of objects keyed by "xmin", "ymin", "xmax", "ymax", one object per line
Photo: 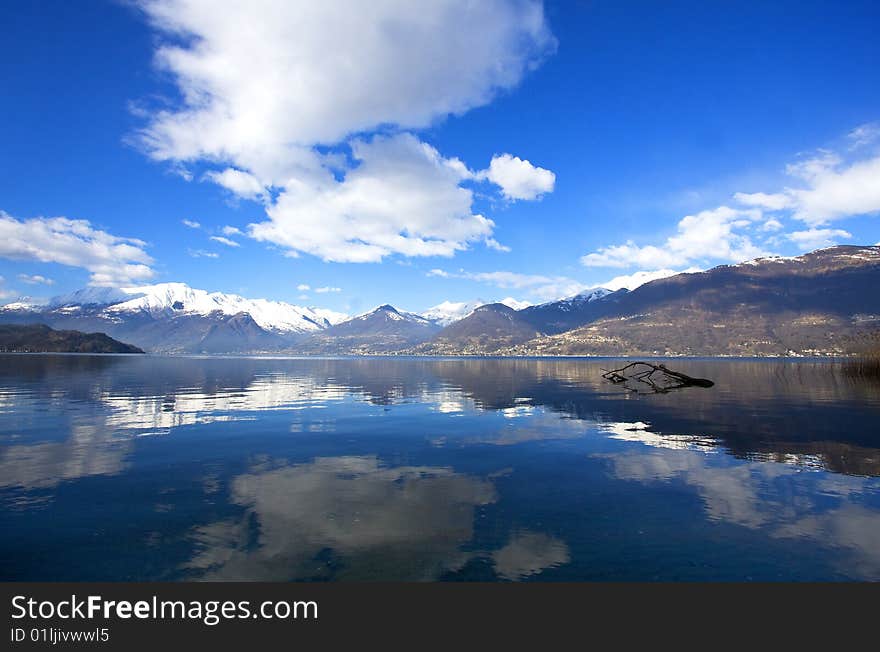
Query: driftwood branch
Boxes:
[{"xmin": 601, "ymin": 362, "xmax": 714, "ymax": 393}]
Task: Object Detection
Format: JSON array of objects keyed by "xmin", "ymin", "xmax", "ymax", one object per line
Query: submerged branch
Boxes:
[{"xmin": 601, "ymin": 362, "xmax": 714, "ymax": 393}]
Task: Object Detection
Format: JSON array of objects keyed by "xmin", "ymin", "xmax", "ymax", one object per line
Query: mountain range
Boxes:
[{"xmin": 2, "ymin": 245, "xmax": 878, "ymax": 356}]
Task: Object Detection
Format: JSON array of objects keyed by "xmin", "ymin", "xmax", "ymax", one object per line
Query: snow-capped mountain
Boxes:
[
  {"xmin": 0, "ymin": 282, "xmax": 349, "ymax": 353},
  {"xmin": 295, "ymin": 304, "xmax": 441, "ymax": 353},
  {"xmin": 44, "ymin": 282, "xmax": 347, "ymax": 334},
  {"xmin": 421, "ymin": 297, "xmax": 532, "ymax": 326},
  {"xmin": 540, "ymin": 287, "xmax": 613, "ymax": 309},
  {"xmin": 330, "ymin": 304, "xmax": 435, "ymax": 335},
  {"xmin": 5, "ymin": 244, "xmax": 876, "ymax": 355},
  {"xmin": 732, "ymin": 244, "xmax": 880, "ymax": 271},
  {"xmin": 49, "ymin": 286, "xmax": 133, "ymax": 308},
  {"xmin": 0, "ymin": 299, "xmax": 47, "ymax": 312},
  {"xmin": 523, "ymin": 244, "xmax": 880, "ymax": 356},
  {"xmin": 348, "ymin": 304, "xmax": 433, "ymax": 326}
]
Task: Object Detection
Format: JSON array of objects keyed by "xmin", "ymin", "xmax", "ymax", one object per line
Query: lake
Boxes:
[{"xmin": 1, "ymin": 354, "xmax": 879, "ymax": 581}]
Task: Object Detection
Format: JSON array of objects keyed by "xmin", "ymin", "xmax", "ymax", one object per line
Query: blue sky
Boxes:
[{"xmin": 1, "ymin": 0, "xmax": 879, "ymax": 315}]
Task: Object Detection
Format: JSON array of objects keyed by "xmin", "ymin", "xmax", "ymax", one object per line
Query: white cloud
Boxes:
[
  {"xmin": 581, "ymin": 242, "xmax": 680, "ymax": 269},
  {"xmin": 480, "ymin": 153, "xmax": 555, "ymax": 200},
  {"xmin": 182, "ymin": 219, "xmax": 201, "ymax": 229},
  {"xmin": 581, "ymin": 206, "xmax": 768, "ymax": 270},
  {"xmin": 188, "ymin": 249, "xmax": 219, "ymax": 258},
  {"xmin": 248, "ymin": 133, "xmax": 496, "ymax": 262},
  {"xmin": 17, "ymin": 274, "xmax": 55, "ymax": 286},
  {"xmin": 315, "ymin": 286, "xmax": 341, "ymax": 294},
  {"xmin": 138, "ymin": 0, "xmax": 554, "ymax": 175},
  {"xmin": 733, "ymin": 143, "xmax": 880, "ymax": 227},
  {"xmin": 787, "ymin": 155, "xmax": 880, "ymax": 225},
  {"xmin": 848, "ymin": 122, "xmax": 880, "ymax": 149},
  {"xmin": 0, "ymin": 211, "xmax": 155, "ymax": 286},
  {"xmin": 136, "ymin": 0, "xmax": 556, "ymax": 263},
  {"xmin": 221, "ymin": 225, "xmax": 244, "ymax": 236},
  {"xmin": 587, "ymin": 125, "xmax": 880, "ymax": 275},
  {"xmin": 428, "ymin": 268, "xmax": 589, "ymax": 302},
  {"xmin": 785, "ymin": 150, "xmax": 843, "ymax": 182},
  {"xmin": 733, "ymin": 192, "xmax": 793, "ymax": 211},
  {"xmin": 597, "ymin": 267, "xmax": 701, "ymax": 292},
  {"xmin": 787, "ymin": 228, "xmax": 852, "ymax": 251},
  {"xmin": 204, "ymin": 168, "xmax": 266, "ymax": 200},
  {"xmin": 209, "ymin": 235, "xmax": 240, "ymax": 247},
  {"xmin": 296, "ymin": 284, "xmax": 310, "ymax": 291},
  {"xmin": 485, "ymin": 238, "xmax": 512, "ymax": 252}
]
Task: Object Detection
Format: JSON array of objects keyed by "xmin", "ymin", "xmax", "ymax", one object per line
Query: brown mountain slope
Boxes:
[
  {"xmin": 411, "ymin": 303, "xmax": 540, "ymax": 354},
  {"xmin": 503, "ymin": 245, "xmax": 880, "ymax": 356}
]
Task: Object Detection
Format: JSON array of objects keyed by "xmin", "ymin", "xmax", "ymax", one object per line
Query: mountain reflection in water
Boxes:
[{"xmin": 0, "ymin": 354, "xmax": 878, "ymax": 581}]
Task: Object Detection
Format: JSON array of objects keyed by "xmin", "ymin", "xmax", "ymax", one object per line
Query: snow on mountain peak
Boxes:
[
  {"xmin": 49, "ymin": 286, "xmax": 135, "ymax": 307},
  {"xmin": 353, "ymin": 304, "xmax": 431, "ymax": 324},
  {"xmin": 421, "ymin": 297, "xmax": 531, "ymax": 325},
  {"xmin": 499, "ymin": 297, "xmax": 532, "ymax": 311},
  {"xmin": 532, "ymin": 287, "xmax": 612, "ymax": 309},
  {"xmin": 735, "ymin": 245, "xmax": 880, "ymax": 268},
  {"xmin": 47, "ymin": 282, "xmax": 347, "ymax": 334},
  {"xmin": 0, "ymin": 300, "xmax": 45, "ymax": 312},
  {"xmin": 572, "ymin": 288, "xmax": 612, "ymax": 302}
]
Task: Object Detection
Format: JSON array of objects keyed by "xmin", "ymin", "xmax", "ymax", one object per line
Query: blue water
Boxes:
[{"xmin": 1, "ymin": 354, "xmax": 879, "ymax": 581}]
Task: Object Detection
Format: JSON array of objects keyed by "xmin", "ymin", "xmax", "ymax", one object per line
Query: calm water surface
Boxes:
[{"xmin": 1, "ymin": 354, "xmax": 879, "ymax": 581}]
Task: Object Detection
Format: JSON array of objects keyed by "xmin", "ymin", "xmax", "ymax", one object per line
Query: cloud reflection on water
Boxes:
[
  {"xmin": 598, "ymin": 435, "xmax": 880, "ymax": 578},
  {"xmin": 2, "ymin": 355, "xmax": 880, "ymax": 580},
  {"xmin": 185, "ymin": 455, "xmax": 496, "ymax": 581}
]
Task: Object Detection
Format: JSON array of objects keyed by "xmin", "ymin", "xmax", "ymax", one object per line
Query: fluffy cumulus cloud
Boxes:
[
  {"xmin": 481, "ymin": 154, "xmax": 555, "ymax": 200},
  {"xmin": 203, "ymin": 169, "xmax": 265, "ymax": 200},
  {"xmin": 785, "ymin": 154, "xmax": 880, "ymax": 226},
  {"xmin": 733, "ymin": 134, "xmax": 880, "ymax": 227},
  {"xmin": 138, "ymin": 0, "xmax": 554, "ymax": 169},
  {"xmin": 17, "ymin": 274, "xmax": 55, "ymax": 286},
  {"xmin": 733, "ymin": 191, "xmax": 793, "ymax": 211},
  {"xmin": 136, "ymin": 0, "xmax": 556, "ymax": 262},
  {"xmin": 597, "ymin": 267, "xmax": 702, "ymax": 292},
  {"xmin": 581, "ymin": 206, "xmax": 768, "ymax": 269},
  {"xmin": 787, "ymin": 228, "xmax": 852, "ymax": 251},
  {"xmin": 249, "ymin": 134, "xmax": 496, "ymax": 262},
  {"xmin": 582, "ymin": 124, "xmax": 880, "ymax": 273},
  {"xmin": 0, "ymin": 211, "xmax": 155, "ymax": 286},
  {"xmin": 426, "ymin": 265, "xmax": 674, "ymax": 300},
  {"xmin": 427, "ymin": 268, "xmax": 591, "ymax": 301}
]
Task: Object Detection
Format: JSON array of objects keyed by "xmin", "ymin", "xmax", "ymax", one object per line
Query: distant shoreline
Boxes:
[{"xmin": 0, "ymin": 351, "xmax": 849, "ymax": 361}]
